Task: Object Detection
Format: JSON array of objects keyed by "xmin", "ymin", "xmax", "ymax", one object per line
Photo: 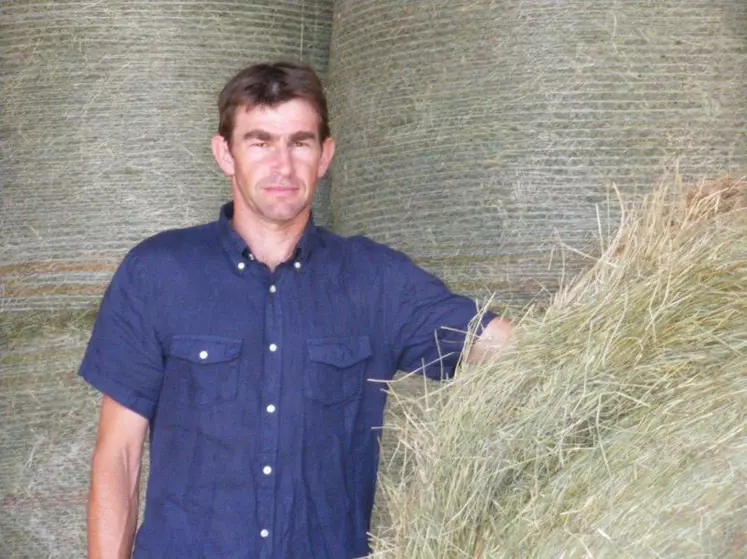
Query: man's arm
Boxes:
[
  {"xmin": 88, "ymin": 395, "xmax": 148, "ymax": 559},
  {"xmin": 466, "ymin": 316, "xmax": 516, "ymax": 364}
]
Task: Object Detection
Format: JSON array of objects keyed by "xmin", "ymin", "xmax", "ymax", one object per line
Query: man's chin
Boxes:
[{"xmin": 260, "ymin": 204, "xmax": 309, "ymax": 224}]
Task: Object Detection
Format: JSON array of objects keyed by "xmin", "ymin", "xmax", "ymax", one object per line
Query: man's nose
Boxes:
[{"xmin": 272, "ymin": 144, "xmax": 294, "ymax": 177}]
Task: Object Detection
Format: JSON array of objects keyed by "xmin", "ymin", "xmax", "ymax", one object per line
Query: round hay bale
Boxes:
[
  {"xmin": 0, "ymin": 310, "xmax": 156, "ymax": 559},
  {"xmin": 0, "ymin": 310, "xmax": 94, "ymax": 557},
  {"xmin": 372, "ymin": 176, "xmax": 747, "ymax": 557},
  {"xmin": 327, "ymin": 0, "xmax": 747, "ymax": 304},
  {"xmin": 0, "ymin": 0, "xmax": 333, "ymax": 311},
  {"xmin": 0, "ymin": 308, "xmax": 153, "ymax": 558}
]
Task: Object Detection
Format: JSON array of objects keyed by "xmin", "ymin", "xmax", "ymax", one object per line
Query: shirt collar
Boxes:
[{"xmin": 218, "ymin": 202, "xmax": 323, "ymax": 270}]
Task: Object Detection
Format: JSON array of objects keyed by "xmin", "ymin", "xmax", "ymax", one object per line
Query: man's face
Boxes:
[{"xmin": 214, "ymin": 99, "xmax": 334, "ymax": 227}]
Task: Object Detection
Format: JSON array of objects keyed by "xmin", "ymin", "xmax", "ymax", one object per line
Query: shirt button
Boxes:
[
  {"xmin": 260, "ymin": 529, "xmax": 269, "ymax": 538},
  {"xmin": 269, "ymin": 343, "xmax": 277, "ymax": 352},
  {"xmin": 198, "ymin": 350, "xmax": 208, "ymax": 360},
  {"xmin": 237, "ymin": 262, "xmax": 245, "ymax": 271},
  {"xmin": 266, "ymin": 404, "xmax": 276, "ymax": 413},
  {"xmin": 262, "ymin": 465, "xmax": 272, "ymax": 475},
  {"xmin": 269, "ymin": 285, "xmax": 277, "ymax": 294},
  {"xmin": 293, "ymin": 261, "xmax": 301, "ymax": 270}
]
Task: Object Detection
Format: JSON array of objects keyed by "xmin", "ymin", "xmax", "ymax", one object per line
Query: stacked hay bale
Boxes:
[
  {"xmin": 372, "ymin": 176, "xmax": 747, "ymax": 557},
  {"xmin": 327, "ymin": 1, "xmax": 747, "ymax": 541},
  {"xmin": 1, "ymin": 0, "xmax": 333, "ymax": 311},
  {"xmin": 0, "ymin": 1, "xmax": 333, "ymax": 556},
  {"xmin": 327, "ymin": 0, "xmax": 747, "ymax": 305},
  {"xmin": 0, "ymin": 310, "xmax": 98, "ymax": 556}
]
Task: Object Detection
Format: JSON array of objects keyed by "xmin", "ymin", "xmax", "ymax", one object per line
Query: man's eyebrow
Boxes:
[
  {"xmin": 241, "ymin": 130, "xmax": 319, "ymax": 143},
  {"xmin": 289, "ymin": 131, "xmax": 318, "ymax": 143},
  {"xmin": 242, "ymin": 129, "xmax": 274, "ymax": 142}
]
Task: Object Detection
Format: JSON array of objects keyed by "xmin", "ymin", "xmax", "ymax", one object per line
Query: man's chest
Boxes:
[{"xmin": 151, "ymin": 269, "xmax": 393, "ymax": 430}]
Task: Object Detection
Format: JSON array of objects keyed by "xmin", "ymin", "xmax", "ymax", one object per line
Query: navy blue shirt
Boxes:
[{"xmin": 80, "ymin": 203, "xmax": 493, "ymax": 559}]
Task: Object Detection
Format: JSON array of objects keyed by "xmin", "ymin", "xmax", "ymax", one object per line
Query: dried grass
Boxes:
[
  {"xmin": 0, "ymin": 0, "xmax": 334, "ymax": 311},
  {"xmin": 328, "ymin": 1, "xmax": 747, "ymax": 305},
  {"xmin": 372, "ymin": 175, "xmax": 747, "ymax": 558},
  {"xmin": 0, "ymin": 306, "xmax": 152, "ymax": 558},
  {"xmin": 0, "ymin": 311, "xmax": 97, "ymax": 558}
]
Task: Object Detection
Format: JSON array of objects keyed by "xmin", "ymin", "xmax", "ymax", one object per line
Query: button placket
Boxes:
[{"xmin": 257, "ymin": 267, "xmax": 283, "ymax": 554}]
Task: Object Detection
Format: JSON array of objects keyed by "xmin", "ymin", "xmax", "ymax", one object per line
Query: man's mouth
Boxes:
[{"xmin": 265, "ymin": 185, "xmax": 298, "ymax": 195}]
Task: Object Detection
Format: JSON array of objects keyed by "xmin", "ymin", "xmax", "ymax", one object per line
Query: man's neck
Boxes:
[{"xmin": 232, "ymin": 208, "xmax": 309, "ymax": 272}]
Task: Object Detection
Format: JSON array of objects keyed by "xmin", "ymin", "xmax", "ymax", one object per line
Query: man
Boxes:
[{"xmin": 81, "ymin": 61, "xmax": 513, "ymax": 559}]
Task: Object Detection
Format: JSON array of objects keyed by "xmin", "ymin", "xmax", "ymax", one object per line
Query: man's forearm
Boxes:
[{"xmin": 88, "ymin": 454, "xmax": 141, "ymax": 559}]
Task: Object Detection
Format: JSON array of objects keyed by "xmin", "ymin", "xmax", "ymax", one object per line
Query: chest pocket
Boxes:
[
  {"xmin": 306, "ymin": 336, "xmax": 372, "ymax": 405},
  {"xmin": 168, "ymin": 335, "xmax": 242, "ymax": 407}
]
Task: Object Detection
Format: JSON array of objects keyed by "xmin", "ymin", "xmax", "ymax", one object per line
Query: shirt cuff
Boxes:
[
  {"xmin": 80, "ymin": 367, "xmax": 157, "ymax": 419},
  {"xmin": 478, "ymin": 309, "xmax": 499, "ymax": 333}
]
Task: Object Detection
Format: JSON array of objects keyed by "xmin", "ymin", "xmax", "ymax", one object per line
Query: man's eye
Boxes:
[
  {"xmin": 293, "ymin": 141, "xmax": 310, "ymax": 148},
  {"xmin": 251, "ymin": 141, "xmax": 269, "ymax": 148}
]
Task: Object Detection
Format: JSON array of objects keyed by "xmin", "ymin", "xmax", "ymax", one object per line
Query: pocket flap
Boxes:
[
  {"xmin": 307, "ymin": 336, "xmax": 372, "ymax": 368},
  {"xmin": 169, "ymin": 335, "xmax": 243, "ymax": 364}
]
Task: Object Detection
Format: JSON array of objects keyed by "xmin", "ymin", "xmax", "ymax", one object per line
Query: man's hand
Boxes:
[{"xmin": 466, "ymin": 316, "xmax": 516, "ymax": 364}]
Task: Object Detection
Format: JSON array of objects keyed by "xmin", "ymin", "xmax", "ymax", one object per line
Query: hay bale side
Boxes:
[
  {"xmin": 0, "ymin": 0, "xmax": 334, "ymax": 310},
  {"xmin": 0, "ymin": 308, "xmax": 154, "ymax": 558},
  {"xmin": 0, "ymin": 311, "xmax": 92, "ymax": 557},
  {"xmin": 327, "ymin": 0, "xmax": 747, "ymax": 304},
  {"xmin": 372, "ymin": 176, "xmax": 747, "ymax": 557}
]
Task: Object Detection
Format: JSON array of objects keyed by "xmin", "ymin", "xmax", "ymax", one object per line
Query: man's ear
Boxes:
[
  {"xmin": 317, "ymin": 136, "xmax": 336, "ymax": 179},
  {"xmin": 212, "ymin": 135, "xmax": 235, "ymax": 177}
]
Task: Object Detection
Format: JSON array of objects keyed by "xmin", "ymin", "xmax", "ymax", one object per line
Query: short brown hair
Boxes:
[{"xmin": 218, "ymin": 61, "xmax": 330, "ymax": 143}]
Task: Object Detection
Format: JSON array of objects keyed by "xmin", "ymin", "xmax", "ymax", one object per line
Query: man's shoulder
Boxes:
[
  {"xmin": 316, "ymin": 227, "xmax": 411, "ymax": 266},
  {"xmin": 124, "ymin": 220, "xmax": 219, "ymax": 270}
]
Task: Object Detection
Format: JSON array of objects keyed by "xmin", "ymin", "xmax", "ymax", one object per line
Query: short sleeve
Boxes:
[
  {"xmin": 79, "ymin": 251, "xmax": 164, "ymax": 419},
  {"xmin": 388, "ymin": 254, "xmax": 496, "ymax": 380}
]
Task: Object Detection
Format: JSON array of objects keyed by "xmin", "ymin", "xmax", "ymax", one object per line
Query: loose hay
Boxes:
[{"xmin": 371, "ymin": 175, "xmax": 747, "ymax": 558}]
